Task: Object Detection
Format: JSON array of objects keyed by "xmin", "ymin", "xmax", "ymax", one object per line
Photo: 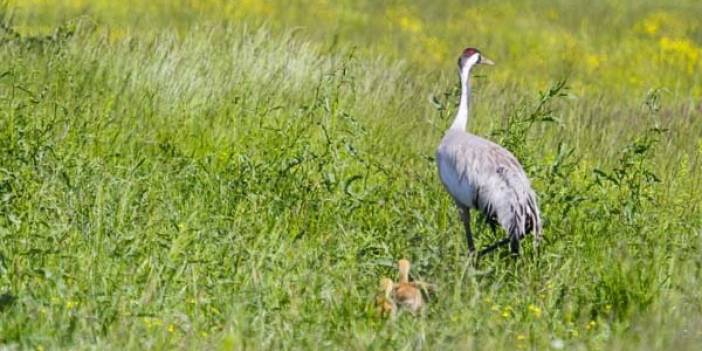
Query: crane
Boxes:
[{"xmin": 436, "ymin": 48, "xmax": 542, "ymax": 256}]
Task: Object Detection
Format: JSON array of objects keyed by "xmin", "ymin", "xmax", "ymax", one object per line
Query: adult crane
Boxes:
[{"xmin": 436, "ymin": 48, "xmax": 542, "ymax": 256}]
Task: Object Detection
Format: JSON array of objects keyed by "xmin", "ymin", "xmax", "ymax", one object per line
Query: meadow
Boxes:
[{"xmin": 1, "ymin": 0, "xmax": 701, "ymax": 349}]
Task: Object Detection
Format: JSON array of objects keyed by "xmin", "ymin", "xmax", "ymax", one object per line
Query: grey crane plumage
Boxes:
[{"xmin": 436, "ymin": 48, "xmax": 542, "ymax": 255}]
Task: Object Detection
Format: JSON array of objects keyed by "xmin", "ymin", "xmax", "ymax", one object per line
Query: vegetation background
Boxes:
[{"xmin": 1, "ymin": 0, "xmax": 701, "ymax": 349}]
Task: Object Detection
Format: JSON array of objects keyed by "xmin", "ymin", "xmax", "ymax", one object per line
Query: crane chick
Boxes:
[
  {"xmin": 376, "ymin": 277, "xmax": 397, "ymax": 318},
  {"xmin": 393, "ymin": 259, "xmax": 424, "ymax": 314}
]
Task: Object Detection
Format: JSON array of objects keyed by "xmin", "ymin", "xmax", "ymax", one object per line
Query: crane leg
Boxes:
[
  {"xmin": 477, "ymin": 237, "xmax": 510, "ymax": 257},
  {"xmin": 489, "ymin": 221, "xmax": 498, "ymax": 237},
  {"xmin": 509, "ymin": 234, "xmax": 520, "ymax": 256},
  {"xmin": 458, "ymin": 206, "xmax": 475, "ymax": 253}
]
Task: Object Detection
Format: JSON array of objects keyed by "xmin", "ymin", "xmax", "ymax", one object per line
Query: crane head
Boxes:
[{"xmin": 457, "ymin": 47, "xmax": 495, "ymax": 69}]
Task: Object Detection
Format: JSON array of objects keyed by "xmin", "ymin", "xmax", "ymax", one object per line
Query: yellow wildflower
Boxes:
[
  {"xmin": 501, "ymin": 306, "xmax": 512, "ymax": 318},
  {"xmin": 386, "ymin": 6, "xmax": 423, "ymax": 33},
  {"xmin": 585, "ymin": 54, "xmax": 603, "ymax": 71},
  {"xmin": 528, "ymin": 304, "xmax": 542, "ymax": 318},
  {"xmin": 399, "ymin": 16, "xmax": 422, "ymax": 33},
  {"xmin": 586, "ymin": 320, "xmax": 597, "ymax": 331},
  {"xmin": 635, "ymin": 11, "xmax": 688, "ymax": 38},
  {"xmin": 143, "ymin": 317, "xmax": 163, "ymax": 329},
  {"xmin": 659, "ymin": 36, "xmax": 701, "ymax": 73}
]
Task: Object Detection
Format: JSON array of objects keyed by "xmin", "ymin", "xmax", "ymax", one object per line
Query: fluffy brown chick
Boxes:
[
  {"xmin": 394, "ymin": 259, "xmax": 424, "ymax": 314},
  {"xmin": 376, "ymin": 277, "xmax": 396, "ymax": 318}
]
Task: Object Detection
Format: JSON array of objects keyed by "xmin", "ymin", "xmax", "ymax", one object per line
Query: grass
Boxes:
[{"xmin": 1, "ymin": 0, "xmax": 702, "ymax": 349}]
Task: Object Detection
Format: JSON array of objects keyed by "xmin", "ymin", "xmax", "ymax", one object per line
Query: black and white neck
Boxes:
[{"xmin": 448, "ymin": 48, "xmax": 493, "ymax": 131}]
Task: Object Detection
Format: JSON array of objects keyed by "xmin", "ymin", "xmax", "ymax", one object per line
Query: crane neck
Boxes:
[{"xmin": 449, "ymin": 65, "xmax": 473, "ymax": 131}]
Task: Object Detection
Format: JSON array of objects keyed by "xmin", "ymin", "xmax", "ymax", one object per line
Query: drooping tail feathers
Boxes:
[
  {"xmin": 508, "ymin": 190, "xmax": 542, "ymax": 242},
  {"xmin": 526, "ymin": 192, "xmax": 542, "ymax": 241}
]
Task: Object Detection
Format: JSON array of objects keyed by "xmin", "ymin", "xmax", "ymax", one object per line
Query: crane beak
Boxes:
[{"xmin": 480, "ymin": 56, "xmax": 495, "ymax": 65}]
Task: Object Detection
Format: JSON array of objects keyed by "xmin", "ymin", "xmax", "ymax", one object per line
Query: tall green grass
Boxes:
[{"xmin": 1, "ymin": 1, "xmax": 702, "ymax": 350}]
